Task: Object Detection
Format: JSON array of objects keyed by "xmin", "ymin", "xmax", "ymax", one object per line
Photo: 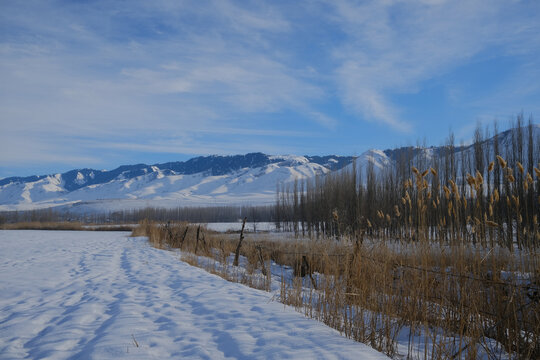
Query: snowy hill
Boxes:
[
  {"xmin": 0, "ymin": 153, "xmax": 354, "ymax": 211},
  {"xmin": 1, "ymin": 125, "xmax": 538, "ymax": 212},
  {"xmin": 350, "ymin": 124, "xmax": 540, "ymax": 176}
]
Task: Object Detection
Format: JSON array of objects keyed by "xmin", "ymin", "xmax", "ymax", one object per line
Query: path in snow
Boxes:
[{"xmin": 0, "ymin": 230, "xmax": 387, "ymax": 359}]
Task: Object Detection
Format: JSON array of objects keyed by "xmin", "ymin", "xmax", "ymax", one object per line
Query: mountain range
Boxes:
[
  {"xmin": 1, "ymin": 125, "xmax": 538, "ymax": 213},
  {"xmin": 0, "ymin": 154, "xmax": 356, "ymax": 212}
]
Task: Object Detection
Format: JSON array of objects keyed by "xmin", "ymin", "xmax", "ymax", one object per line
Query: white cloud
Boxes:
[
  {"xmin": 327, "ymin": 0, "xmax": 540, "ymax": 132},
  {"xmin": 1, "ymin": 0, "xmax": 539, "ymax": 175},
  {"xmin": 212, "ymin": 0, "xmax": 291, "ymax": 33},
  {"xmin": 336, "ymin": 61, "xmax": 411, "ymax": 132},
  {"xmin": 0, "ymin": 0, "xmax": 331, "ymax": 170},
  {"xmin": 0, "ymin": 130, "xmax": 102, "ymax": 166},
  {"xmin": 308, "ymin": 111, "xmax": 338, "ymax": 129}
]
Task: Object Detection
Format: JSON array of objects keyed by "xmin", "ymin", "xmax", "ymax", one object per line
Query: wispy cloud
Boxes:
[
  {"xmin": 1, "ymin": 0, "xmax": 539, "ymax": 177},
  {"xmin": 0, "ymin": 0, "xmax": 330, "ymax": 172},
  {"xmin": 0, "ymin": 130, "xmax": 102, "ymax": 166},
  {"xmin": 327, "ymin": 0, "xmax": 540, "ymax": 132}
]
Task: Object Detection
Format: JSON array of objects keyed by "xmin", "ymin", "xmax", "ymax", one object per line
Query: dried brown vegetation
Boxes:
[
  {"xmin": 276, "ymin": 117, "xmax": 540, "ymax": 252},
  {"xmin": 133, "ymin": 118, "xmax": 540, "ymax": 358},
  {"xmin": 1, "ymin": 221, "xmax": 135, "ymax": 231},
  {"xmin": 134, "ymin": 217, "xmax": 539, "ymax": 359},
  {"xmin": 1, "ymin": 221, "xmax": 85, "ymax": 230}
]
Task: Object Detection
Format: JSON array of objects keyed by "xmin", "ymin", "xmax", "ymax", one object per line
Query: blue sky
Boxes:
[{"xmin": 1, "ymin": 0, "xmax": 539, "ymax": 178}]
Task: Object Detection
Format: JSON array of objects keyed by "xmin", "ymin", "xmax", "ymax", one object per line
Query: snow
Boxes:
[
  {"xmin": 3, "ymin": 126, "xmax": 540, "ymax": 213},
  {"xmin": 0, "ymin": 230, "xmax": 387, "ymax": 360},
  {"xmin": 0, "ymin": 161, "xmax": 329, "ymax": 212},
  {"xmin": 268, "ymin": 155, "xmax": 309, "ymax": 165},
  {"xmin": 340, "ymin": 149, "xmax": 392, "ymax": 177},
  {"xmin": 204, "ymin": 222, "xmax": 277, "ymax": 232},
  {"xmin": 75, "ymin": 172, "xmax": 85, "ymax": 185},
  {"xmin": 360, "ymin": 149, "xmax": 391, "ymax": 170}
]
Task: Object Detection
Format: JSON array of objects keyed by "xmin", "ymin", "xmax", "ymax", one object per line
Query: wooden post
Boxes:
[
  {"xmin": 165, "ymin": 221, "xmax": 173, "ymax": 244},
  {"xmin": 179, "ymin": 226, "xmax": 189, "ymax": 250},
  {"xmin": 201, "ymin": 230, "xmax": 207, "ymax": 253},
  {"xmin": 194, "ymin": 225, "xmax": 201, "ymax": 254},
  {"xmin": 256, "ymin": 245, "xmax": 267, "ymax": 276},
  {"xmin": 233, "ymin": 217, "xmax": 247, "ymax": 266},
  {"xmin": 302, "ymin": 255, "xmax": 317, "ymax": 290},
  {"xmin": 354, "ymin": 230, "xmax": 364, "ymax": 260}
]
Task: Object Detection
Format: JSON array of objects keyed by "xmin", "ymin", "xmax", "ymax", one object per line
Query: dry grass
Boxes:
[
  {"xmin": 281, "ymin": 240, "xmax": 539, "ymax": 358},
  {"xmin": 1, "ymin": 221, "xmax": 85, "ymax": 230},
  {"xmin": 1, "ymin": 221, "xmax": 135, "ymax": 231},
  {"xmin": 133, "ymin": 155, "xmax": 540, "ymax": 359},
  {"xmin": 134, "ymin": 219, "xmax": 539, "ymax": 359}
]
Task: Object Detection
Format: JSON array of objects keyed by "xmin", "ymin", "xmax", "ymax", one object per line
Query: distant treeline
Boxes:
[
  {"xmin": 0, "ymin": 205, "xmax": 276, "ymax": 225},
  {"xmin": 275, "ymin": 114, "xmax": 540, "ymax": 249}
]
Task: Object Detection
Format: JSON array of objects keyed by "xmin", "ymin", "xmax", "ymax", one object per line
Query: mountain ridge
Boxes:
[
  {"xmin": 1, "ymin": 125, "xmax": 538, "ymax": 212},
  {"xmin": 0, "ymin": 153, "xmax": 355, "ymax": 211},
  {"xmin": 0, "ymin": 153, "xmax": 354, "ymax": 189}
]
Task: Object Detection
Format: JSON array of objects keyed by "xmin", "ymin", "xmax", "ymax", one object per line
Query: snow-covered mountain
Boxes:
[
  {"xmin": 1, "ymin": 125, "xmax": 538, "ymax": 213},
  {"xmin": 0, "ymin": 153, "xmax": 354, "ymax": 212}
]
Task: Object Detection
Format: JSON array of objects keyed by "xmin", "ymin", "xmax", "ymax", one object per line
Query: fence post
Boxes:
[
  {"xmin": 194, "ymin": 225, "xmax": 201, "ymax": 254},
  {"xmin": 302, "ymin": 255, "xmax": 317, "ymax": 290},
  {"xmin": 256, "ymin": 245, "xmax": 267, "ymax": 276},
  {"xmin": 233, "ymin": 217, "xmax": 247, "ymax": 266},
  {"xmin": 179, "ymin": 226, "xmax": 189, "ymax": 250}
]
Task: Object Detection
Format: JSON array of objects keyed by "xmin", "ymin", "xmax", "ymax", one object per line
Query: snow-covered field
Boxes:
[
  {"xmin": 0, "ymin": 230, "xmax": 387, "ymax": 359},
  {"xmin": 204, "ymin": 222, "xmax": 276, "ymax": 233}
]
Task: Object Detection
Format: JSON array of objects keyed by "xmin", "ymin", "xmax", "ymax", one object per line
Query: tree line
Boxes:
[
  {"xmin": 275, "ymin": 114, "xmax": 540, "ymax": 249},
  {"xmin": 0, "ymin": 204, "xmax": 276, "ymax": 225}
]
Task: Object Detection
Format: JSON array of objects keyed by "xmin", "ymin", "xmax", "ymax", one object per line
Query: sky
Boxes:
[{"xmin": 1, "ymin": 0, "xmax": 540, "ymax": 179}]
